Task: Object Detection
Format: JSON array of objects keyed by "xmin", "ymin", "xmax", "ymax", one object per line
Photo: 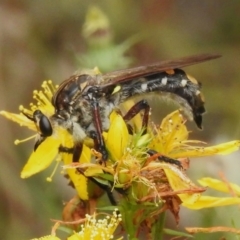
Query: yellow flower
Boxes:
[
  {"xmin": 144, "ymin": 110, "xmax": 240, "ymax": 208},
  {"xmin": 82, "ymin": 109, "xmax": 240, "ymax": 215},
  {"xmin": 67, "ymin": 209, "xmax": 122, "ymax": 240},
  {"xmin": 73, "ymin": 109, "xmax": 240, "ymax": 214},
  {"xmin": 32, "ymin": 210, "xmax": 122, "ymax": 240},
  {"xmin": 149, "ymin": 110, "xmax": 240, "ymax": 158},
  {"xmin": 0, "ymin": 81, "xmax": 92, "ymax": 200},
  {"xmin": 2, "ymin": 78, "xmax": 240, "ymax": 214},
  {"xmin": 144, "ymin": 111, "xmax": 240, "ymax": 209},
  {"xmin": 1, "ymin": 81, "xmax": 59, "ymax": 176}
]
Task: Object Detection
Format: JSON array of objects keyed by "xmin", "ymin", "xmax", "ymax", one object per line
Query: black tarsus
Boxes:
[
  {"xmin": 147, "ymin": 149, "xmax": 182, "ymax": 168},
  {"xmin": 83, "ymin": 175, "xmax": 118, "ymax": 206}
]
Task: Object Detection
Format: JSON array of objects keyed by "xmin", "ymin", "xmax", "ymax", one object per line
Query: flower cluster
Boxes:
[{"xmin": 1, "ymin": 80, "xmax": 240, "ymax": 239}]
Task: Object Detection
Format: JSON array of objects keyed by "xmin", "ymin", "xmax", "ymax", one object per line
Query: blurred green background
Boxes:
[{"xmin": 0, "ymin": 0, "xmax": 240, "ymax": 239}]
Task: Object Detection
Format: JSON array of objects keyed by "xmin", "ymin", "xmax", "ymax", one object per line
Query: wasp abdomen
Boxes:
[{"xmin": 118, "ymin": 69, "xmax": 205, "ymax": 129}]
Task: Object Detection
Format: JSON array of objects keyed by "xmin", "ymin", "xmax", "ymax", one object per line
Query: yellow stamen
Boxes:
[
  {"xmin": 28, "ymin": 103, "xmax": 38, "ymax": 112},
  {"xmin": 33, "ymin": 90, "xmax": 50, "ymax": 107},
  {"xmin": 42, "ymin": 80, "xmax": 56, "ymax": 99},
  {"xmin": 14, "ymin": 134, "xmax": 38, "ymax": 145},
  {"xmin": 42, "ymin": 80, "xmax": 50, "ymax": 90},
  {"xmin": 46, "ymin": 155, "xmax": 61, "ymax": 182},
  {"xmin": 40, "ymin": 92, "xmax": 50, "ymax": 105},
  {"xmin": 19, "ymin": 105, "xmax": 33, "ymax": 116}
]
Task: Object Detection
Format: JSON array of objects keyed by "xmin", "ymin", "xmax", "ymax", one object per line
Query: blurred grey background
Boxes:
[{"xmin": 0, "ymin": 0, "xmax": 240, "ymax": 239}]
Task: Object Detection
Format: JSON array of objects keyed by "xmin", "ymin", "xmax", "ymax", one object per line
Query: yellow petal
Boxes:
[
  {"xmin": 0, "ymin": 111, "xmax": 36, "ymax": 131},
  {"xmin": 21, "ymin": 137, "xmax": 60, "ymax": 178},
  {"xmin": 67, "ymin": 234, "xmax": 79, "ymax": 240},
  {"xmin": 150, "ymin": 110, "xmax": 189, "ymax": 155},
  {"xmin": 105, "ymin": 112, "xmax": 129, "ymax": 161},
  {"xmin": 160, "ymin": 163, "xmax": 202, "ymax": 204},
  {"xmin": 62, "ymin": 144, "xmax": 91, "ymax": 200},
  {"xmin": 172, "ymin": 140, "xmax": 240, "ymax": 158},
  {"xmin": 198, "ymin": 177, "xmax": 240, "ymax": 196},
  {"xmin": 84, "ymin": 165, "xmax": 104, "ymax": 177},
  {"xmin": 183, "ymin": 196, "xmax": 240, "ymax": 210},
  {"xmin": 58, "ymin": 128, "xmax": 92, "ymax": 200}
]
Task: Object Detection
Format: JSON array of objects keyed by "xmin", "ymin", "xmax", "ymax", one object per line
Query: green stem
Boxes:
[
  {"xmin": 124, "ymin": 208, "xmax": 138, "ymax": 239},
  {"xmin": 152, "ymin": 212, "xmax": 165, "ymax": 240}
]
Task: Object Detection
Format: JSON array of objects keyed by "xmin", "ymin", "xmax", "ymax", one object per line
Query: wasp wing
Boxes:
[
  {"xmin": 102, "ymin": 53, "xmax": 221, "ymax": 85},
  {"xmin": 100, "ymin": 53, "xmax": 220, "ymax": 129}
]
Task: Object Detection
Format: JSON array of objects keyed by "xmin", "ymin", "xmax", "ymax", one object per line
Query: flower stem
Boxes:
[{"xmin": 152, "ymin": 212, "xmax": 165, "ymax": 240}]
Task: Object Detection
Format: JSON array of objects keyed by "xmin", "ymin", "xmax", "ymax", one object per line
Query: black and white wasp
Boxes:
[{"xmin": 28, "ymin": 54, "xmax": 220, "ymax": 163}]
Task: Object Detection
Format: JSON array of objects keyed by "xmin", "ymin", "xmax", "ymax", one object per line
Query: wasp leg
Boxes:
[
  {"xmin": 59, "ymin": 144, "xmax": 117, "ymax": 205},
  {"xmin": 90, "ymin": 100, "xmax": 108, "ymax": 161},
  {"xmin": 34, "ymin": 137, "xmax": 47, "ymax": 151},
  {"xmin": 89, "ymin": 130, "xmax": 108, "ymax": 162},
  {"xmin": 83, "ymin": 133, "xmax": 118, "ymax": 205},
  {"xmin": 59, "ymin": 143, "xmax": 82, "ymax": 162},
  {"xmin": 123, "ymin": 99, "xmax": 150, "ymax": 134},
  {"xmin": 22, "ymin": 111, "xmax": 35, "ymax": 121},
  {"xmin": 59, "ymin": 145, "xmax": 74, "ymax": 153},
  {"xmin": 123, "ymin": 101, "xmax": 182, "ymax": 168},
  {"xmin": 147, "ymin": 149, "xmax": 182, "ymax": 168},
  {"xmin": 59, "ymin": 144, "xmax": 81, "ymax": 162},
  {"xmin": 72, "ymin": 143, "xmax": 83, "ymax": 162},
  {"xmin": 85, "ymin": 176, "xmax": 118, "ymax": 206}
]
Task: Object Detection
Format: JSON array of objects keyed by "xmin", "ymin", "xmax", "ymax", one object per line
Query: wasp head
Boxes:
[
  {"xmin": 23, "ymin": 110, "xmax": 53, "ymax": 151},
  {"xmin": 33, "ymin": 110, "xmax": 53, "ymax": 150}
]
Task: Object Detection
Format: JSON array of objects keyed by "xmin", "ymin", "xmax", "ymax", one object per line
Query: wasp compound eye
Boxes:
[{"xmin": 33, "ymin": 110, "xmax": 53, "ymax": 137}]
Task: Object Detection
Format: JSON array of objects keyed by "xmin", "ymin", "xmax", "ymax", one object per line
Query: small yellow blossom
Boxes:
[
  {"xmin": 145, "ymin": 110, "xmax": 240, "ymax": 207},
  {"xmin": 0, "ymin": 81, "xmax": 92, "ymax": 200},
  {"xmin": 149, "ymin": 110, "xmax": 240, "ymax": 158},
  {"xmin": 67, "ymin": 209, "xmax": 122, "ymax": 240},
  {"xmin": 0, "ymin": 81, "xmax": 59, "ymax": 177}
]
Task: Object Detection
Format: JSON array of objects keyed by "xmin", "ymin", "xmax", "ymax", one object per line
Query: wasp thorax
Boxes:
[{"xmin": 52, "ymin": 74, "xmax": 94, "ymax": 112}]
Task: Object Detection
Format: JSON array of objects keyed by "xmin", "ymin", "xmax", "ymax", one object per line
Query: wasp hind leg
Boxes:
[
  {"xmin": 123, "ymin": 99, "xmax": 150, "ymax": 135},
  {"xmin": 147, "ymin": 150, "xmax": 182, "ymax": 168},
  {"xmin": 123, "ymin": 100, "xmax": 182, "ymax": 168}
]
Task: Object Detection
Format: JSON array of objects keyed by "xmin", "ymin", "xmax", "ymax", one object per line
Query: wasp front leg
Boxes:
[
  {"xmin": 59, "ymin": 144, "xmax": 117, "ymax": 205},
  {"xmin": 90, "ymin": 100, "xmax": 108, "ymax": 161},
  {"xmin": 59, "ymin": 143, "xmax": 83, "ymax": 162}
]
